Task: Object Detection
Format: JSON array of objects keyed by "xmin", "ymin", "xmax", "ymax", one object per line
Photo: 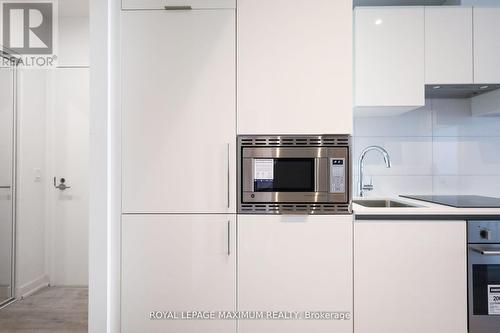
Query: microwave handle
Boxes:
[
  {"xmin": 314, "ymin": 158, "xmax": 320, "ymax": 192},
  {"xmin": 469, "ymin": 245, "xmax": 500, "ymax": 256}
]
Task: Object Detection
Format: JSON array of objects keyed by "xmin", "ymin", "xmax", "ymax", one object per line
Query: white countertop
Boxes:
[{"xmin": 353, "ymin": 196, "xmax": 500, "ymax": 218}]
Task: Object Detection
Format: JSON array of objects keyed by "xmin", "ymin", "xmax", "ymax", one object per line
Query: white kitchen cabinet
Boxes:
[
  {"xmin": 425, "ymin": 7, "xmax": 473, "ymax": 84},
  {"xmin": 354, "ymin": 220, "xmax": 467, "ymax": 333},
  {"xmin": 122, "ymin": 0, "xmax": 235, "ymax": 10},
  {"xmin": 121, "ymin": 10, "xmax": 236, "ymax": 213},
  {"xmin": 473, "ymin": 7, "xmax": 500, "ymax": 84},
  {"xmin": 237, "ymin": 0, "xmax": 352, "ymax": 135},
  {"xmin": 238, "ymin": 215, "xmax": 353, "ymax": 333},
  {"xmin": 354, "ymin": 7, "xmax": 425, "ymax": 116},
  {"xmin": 121, "ymin": 214, "xmax": 236, "ymax": 333}
]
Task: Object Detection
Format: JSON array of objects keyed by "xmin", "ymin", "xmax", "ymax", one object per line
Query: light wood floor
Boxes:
[{"xmin": 0, "ymin": 287, "xmax": 87, "ymax": 333}]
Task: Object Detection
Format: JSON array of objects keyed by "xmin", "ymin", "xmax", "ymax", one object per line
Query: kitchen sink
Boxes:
[{"xmin": 353, "ymin": 199, "xmax": 419, "ymax": 208}]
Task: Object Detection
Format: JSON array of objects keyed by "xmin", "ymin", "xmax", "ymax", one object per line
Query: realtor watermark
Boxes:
[
  {"xmin": 149, "ymin": 311, "xmax": 352, "ymax": 321},
  {"xmin": 0, "ymin": 0, "xmax": 58, "ymax": 67}
]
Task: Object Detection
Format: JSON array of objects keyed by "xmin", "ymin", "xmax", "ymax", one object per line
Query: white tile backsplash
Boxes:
[
  {"xmin": 354, "ymin": 101, "xmax": 432, "ymax": 137},
  {"xmin": 433, "ymin": 176, "xmax": 500, "ymax": 196},
  {"xmin": 353, "ymin": 175, "xmax": 433, "ymax": 198},
  {"xmin": 354, "ymin": 137, "xmax": 433, "ymax": 176},
  {"xmin": 432, "ymin": 98, "xmax": 500, "ymax": 137},
  {"xmin": 433, "ymin": 137, "xmax": 500, "ymax": 175},
  {"xmin": 353, "ymin": 97, "xmax": 500, "ymax": 197}
]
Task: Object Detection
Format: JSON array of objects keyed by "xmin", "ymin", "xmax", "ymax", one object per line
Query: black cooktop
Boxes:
[{"xmin": 400, "ymin": 195, "xmax": 500, "ymax": 208}]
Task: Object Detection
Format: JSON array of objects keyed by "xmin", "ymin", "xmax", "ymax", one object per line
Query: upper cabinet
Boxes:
[
  {"xmin": 121, "ymin": 0, "xmax": 235, "ymax": 10},
  {"xmin": 425, "ymin": 7, "xmax": 473, "ymax": 84},
  {"xmin": 237, "ymin": 0, "xmax": 353, "ymax": 135},
  {"xmin": 473, "ymin": 7, "xmax": 500, "ymax": 84},
  {"xmin": 355, "ymin": 5, "xmax": 500, "ymax": 116},
  {"xmin": 354, "ymin": 7, "xmax": 425, "ymax": 116},
  {"xmin": 121, "ymin": 10, "xmax": 236, "ymax": 214}
]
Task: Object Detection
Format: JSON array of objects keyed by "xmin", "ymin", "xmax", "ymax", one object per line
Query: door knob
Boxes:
[{"xmin": 54, "ymin": 177, "xmax": 71, "ymax": 191}]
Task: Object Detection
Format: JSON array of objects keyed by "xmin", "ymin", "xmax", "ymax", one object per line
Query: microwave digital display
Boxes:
[{"xmin": 253, "ymin": 158, "xmax": 315, "ymax": 192}]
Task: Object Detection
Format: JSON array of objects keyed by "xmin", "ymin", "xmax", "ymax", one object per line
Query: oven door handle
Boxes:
[{"xmin": 469, "ymin": 245, "xmax": 500, "ymax": 256}]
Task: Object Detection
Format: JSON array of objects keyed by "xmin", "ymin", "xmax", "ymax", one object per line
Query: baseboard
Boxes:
[{"xmin": 15, "ymin": 275, "xmax": 50, "ymax": 299}]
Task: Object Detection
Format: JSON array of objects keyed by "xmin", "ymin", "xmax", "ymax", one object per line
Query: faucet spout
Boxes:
[{"xmin": 357, "ymin": 146, "xmax": 392, "ymax": 197}]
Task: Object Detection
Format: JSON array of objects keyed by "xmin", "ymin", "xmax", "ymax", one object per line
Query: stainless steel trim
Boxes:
[
  {"xmin": 242, "ymin": 147, "xmax": 342, "ymax": 158},
  {"xmin": 242, "ymin": 191, "xmax": 346, "ymax": 204},
  {"xmin": 469, "ymin": 245, "xmax": 500, "ymax": 256},
  {"xmin": 227, "ymin": 220, "xmax": 231, "ymax": 256},
  {"xmin": 227, "ymin": 143, "xmax": 230, "ymax": 208},
  {"xmin": 239, "ymin": 135, "xmax": 350, "ymax": 147},
  {"xmin": 164, "ymin": 5, "xmax": 192, "ymax": 10},
  {"xmin": 314, "ymin": 158, "xmax": 320, "ymax": 192},
  {"xmin": 239, "ymin": 203, "xmax": 351, "ymax": 215},
  {"xmin": 237, "ymin": 135, "xmax": 352, "ymax": 215},
  {"xmin": 240, "ymin": 147, "xmax": 347, "ymax": 203}
]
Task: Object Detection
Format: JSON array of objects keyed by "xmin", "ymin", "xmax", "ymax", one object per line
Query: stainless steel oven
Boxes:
[
  {"xmin": 237, "ymin": 135, "xmax": 351, "ymax": 214},
  {"xmin": 468, "ymin": 221, "xmax": 500, "ymax": 333}
]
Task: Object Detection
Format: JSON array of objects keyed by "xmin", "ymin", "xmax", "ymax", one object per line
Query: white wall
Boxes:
[
  {"xmin": 353, "ymin": 98, "xmax": 500, "ymax": 198},
  {"xmin": 58, "ymin": 17, "xmax": 90, "ymax": 67},
  {"xmin": 15, "ymin": 69, "xmax": 50, "ymax": 297},
  {"xmin": 14, "ymin": 7, "xmax": 90, "ymax": 295}
]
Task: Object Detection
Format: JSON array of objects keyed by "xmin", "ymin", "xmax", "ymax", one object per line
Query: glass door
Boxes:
[
  {"xmin": 0, "ymin": 62, "xmax": 16, "ymax": 306},
  {"xmin": 253, "ymin": 158, "xmax": 316, "ymax": 192}
]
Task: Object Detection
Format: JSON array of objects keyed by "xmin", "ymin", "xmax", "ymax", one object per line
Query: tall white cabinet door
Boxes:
[
  {"xmin": 121, "ymin": 10, "xmax": 236, "ymax": 214},
  {"xmin": 473, "ymin": 7, "xmax": 500, "ymax": 84},
  {"xmin": 354, "ymin": 7, "xmax": 425, "ymax": 113},
  {"xmin": 237, "ymin": 0, "xmax": 353, "ymax": 135},
  {"xmin": 425, "ymin": 7, "xmax": 473, "ymax": 84},
  {"xmin": 238, "ymin": 215, "xmax": 353, "ymax": 333},
  {"xmin": 122, "ymin": 215, "xmax": 237, "ymax": 333},
  {"xmin": 354, "ymin": 221, "xmax": 467, "ymax": 333}
]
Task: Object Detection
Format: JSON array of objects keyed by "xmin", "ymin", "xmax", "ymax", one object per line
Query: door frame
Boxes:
[
  {"xmin": 89, "ymin": 0, "xmax": 121, "ymax": 332},
  {"xmin": 0, "ymin": 53, "xmax": 19, "ymax": 308}
]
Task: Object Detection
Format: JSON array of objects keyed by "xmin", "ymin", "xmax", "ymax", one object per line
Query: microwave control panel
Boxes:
[{"xmin": 329, "ymin": 158, "xmax": 345, "ymax": 193}]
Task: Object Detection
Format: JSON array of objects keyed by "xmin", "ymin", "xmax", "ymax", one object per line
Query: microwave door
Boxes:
[
  {"xmin": 242, "ymin": 157, "xmax": 330, "ymax": 203},
  {"xmin": 253, "ymin": 158, "xmax": 316, "ymax": 193}
]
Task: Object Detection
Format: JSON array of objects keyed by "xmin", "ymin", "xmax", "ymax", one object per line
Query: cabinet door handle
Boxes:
[
  {"xmin": 227, "ymin": 143, "xmax": 230, "ymax": 209},
  {"xmin": 164, "ymin": 5, "xmax": 192, "ymax": 10},
  {"xmin": 227, "ymin": 220, "xmax": 231, "ymax": 256}
]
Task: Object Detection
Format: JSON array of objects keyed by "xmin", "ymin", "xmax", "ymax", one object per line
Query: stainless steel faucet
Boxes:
[{"xmin": 357, "ymin": 146, "xmax": 392, "ymax": 197}]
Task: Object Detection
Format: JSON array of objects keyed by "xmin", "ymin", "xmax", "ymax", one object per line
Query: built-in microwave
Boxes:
[{"xmin": 237, "ymin": 135, "xmax": 351, "ymax": 214}]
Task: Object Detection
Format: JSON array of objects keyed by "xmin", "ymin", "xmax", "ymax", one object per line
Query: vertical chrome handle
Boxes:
[
  {"xmin": 227, "ymin": 143, "xmax": 230, "ymax": 208},
  {"xmin": 314, "ymin": 158, "xmax": 320, "ymax": 192},
  {"xmin": 227, "ymin": 220, "xmax": 231, "ymax": 256}
]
